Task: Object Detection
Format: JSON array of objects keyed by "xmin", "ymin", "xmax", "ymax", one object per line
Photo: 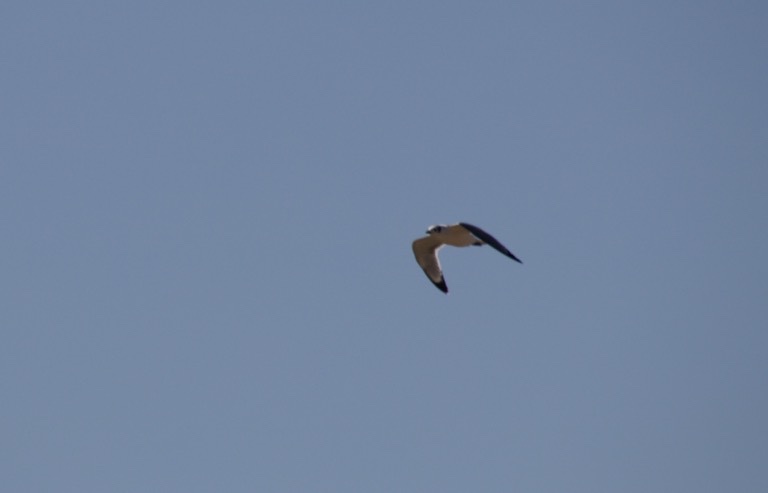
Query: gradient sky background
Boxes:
[{"xmin": 2, "ymin": 1, "xmax": 767, "ymax": 492}]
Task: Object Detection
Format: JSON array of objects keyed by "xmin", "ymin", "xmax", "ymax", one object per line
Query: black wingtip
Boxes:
[
  {"xmin": 435, "ymin": 278, "xmax": 449, "ymax": 294},
  {"xmin": 421, "ymin": 270, "xmax": 448, "ymax": 293}
]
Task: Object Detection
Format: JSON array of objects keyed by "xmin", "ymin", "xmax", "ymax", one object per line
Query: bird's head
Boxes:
[{"xmin": 426, "ymin": 224, "xmax": 446, "ymax": 235}]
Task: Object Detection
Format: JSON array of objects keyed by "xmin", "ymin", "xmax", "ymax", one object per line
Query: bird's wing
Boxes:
[
  {"xmin": 459, "ymin": 222, "xmax": 523, "ymax": 263},
  {"xmin": 412, "ymin": 236, "xmax": 449, "ymax": 293}
]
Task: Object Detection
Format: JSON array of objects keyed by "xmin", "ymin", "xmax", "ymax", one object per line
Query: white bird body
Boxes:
[
  {"xmin": 425, "ymin": 224, "xmax": 483, "ymax": 247},
  {"xmin": 411, "ymin": 222, "xmax": 521, "ymax": 294}
]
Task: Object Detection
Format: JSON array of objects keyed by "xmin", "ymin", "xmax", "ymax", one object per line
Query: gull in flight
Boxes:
[{"xmin": 412, "ymin": 222, "xmax": 522, "ymax": 293}]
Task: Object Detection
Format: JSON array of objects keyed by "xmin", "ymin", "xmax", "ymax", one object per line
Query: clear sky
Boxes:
[{"xmin": 2, "ymin": 1, "xmax": 767, "ymax": 492}]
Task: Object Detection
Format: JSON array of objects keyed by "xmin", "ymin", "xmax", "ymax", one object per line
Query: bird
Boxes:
[{"xmin": 411, "ymin": 222, "xmax": 522, "ymax": 293}]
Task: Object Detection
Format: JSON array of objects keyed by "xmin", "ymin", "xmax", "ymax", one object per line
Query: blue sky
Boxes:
[{"xmin": 2, "ymin": 1, "xmax": 767, "ymax": 491}]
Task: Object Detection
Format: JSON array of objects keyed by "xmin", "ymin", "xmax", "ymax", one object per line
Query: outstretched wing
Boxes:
[
  {"xmin": 459, "ymin": 222, "xmax": 522, "ymax": 263},
  {"xmin": 412, "ymin": 236, "xmax": 449, "ymax": 293}
]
